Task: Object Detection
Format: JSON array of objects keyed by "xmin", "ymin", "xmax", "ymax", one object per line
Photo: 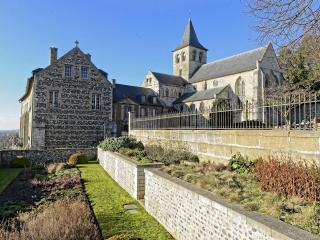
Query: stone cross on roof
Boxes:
[{"xmin": 75, "ymin": 40, "xmax": 79, "ymax": 47}]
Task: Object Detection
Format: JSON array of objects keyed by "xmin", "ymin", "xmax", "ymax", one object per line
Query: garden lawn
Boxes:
[
  {"xmin": 78, "ymin": 162, "xmax": 172, "ymax": 240},
  {"xmin": 0, "ymin": 168, "xmax": 21, "ymax": 193}
]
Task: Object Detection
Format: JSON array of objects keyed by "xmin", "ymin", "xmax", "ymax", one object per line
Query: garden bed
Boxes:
[{"xmin": 0, "ymin": 163, "xmax": 102, "ymax": 240}]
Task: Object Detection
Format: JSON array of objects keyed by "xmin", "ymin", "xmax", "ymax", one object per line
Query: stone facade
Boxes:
[
  {"xmin": 144, "ymin": 169, "xmax": 318, "ymax": 240},
  {"xmin": 0, "ymin": 148, "xmax": 97, "ymax": 166},
  {"xmin": 97, "ymin": 148, "xmax": 162, "ymax": 199},
  {"xmin": 130, "ymin": 129, "xmax": 320, "ymax": 164},
  {"xmin": 19, "ymin": 46, "xmax": 112, "ymax": 149}
]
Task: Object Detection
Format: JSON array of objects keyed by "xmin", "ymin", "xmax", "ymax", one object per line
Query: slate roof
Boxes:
[
  {"xmin": 189, "ymin": 45, "xmax": 269, "ymax": 83},
  {"xmin": 151, "ymin": 71, "xmax": 188, "ymax": 87},
  {"xmin": 174, "ymin": 86, "xmax": 227, "ymax": 103},
  {"xmin": 113, "ymin": 84, "xmax": 164, "ymax": 106},
  {"xmin": 174, "ymin": 19, "xmax": 207, "ymax": 51}
]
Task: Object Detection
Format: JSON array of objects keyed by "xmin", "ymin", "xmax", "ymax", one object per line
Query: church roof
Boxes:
[
  {"xmin": 174, "ymin": 86, "xmax": 228, "ymax": 103},
  {"xmin": 189, "ymin": 45, "xmax": 269, "ymax": 83},
  {"xmin": 113, "ymin": 84, "xmax": 164, "ymax": 106},
  {"xmin": 174, "ymin": 19, "xmax": 207, "ymax": 51},
  {"xmin": 151, "ymin": 71, "xmax": 188, "ymax": 87}
]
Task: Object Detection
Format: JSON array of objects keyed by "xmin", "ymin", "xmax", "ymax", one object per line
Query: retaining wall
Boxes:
[
  {"xmin": 0, "ymin": 148, "xmax": 97, "ymax": 166},
  {"xmin": 144, "ymin": 168, "xmax": 319, "ymax": 240},
  {"xmin": 130, "ymin": 129, "xmax": 320, "ymax": 163},
  {"xmin": 97, "ymin": 148, "xmax": 162, "ymax": 199}
]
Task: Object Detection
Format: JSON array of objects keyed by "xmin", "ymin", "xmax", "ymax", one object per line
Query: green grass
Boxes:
[
  {"xmin": 0, "ymin": 168, "xmax": 21, "ymax": 193},
  {"xmin": 78, "ymin": 162, "xmax": 172, "ymax": 240}
]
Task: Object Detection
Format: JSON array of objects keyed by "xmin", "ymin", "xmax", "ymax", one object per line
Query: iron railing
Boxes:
[{"xmin": 130, "ymin": 92, "xmax": 320, "ymax": 131}]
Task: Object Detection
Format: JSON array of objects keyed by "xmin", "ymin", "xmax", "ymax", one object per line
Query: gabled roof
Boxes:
[
  {"xmin": 174, "ymin": 86, "xmax": 228, "ymax": 103},
  {"xmin": 151, "ymin": 71, "xmax": 188, "ymax": 87},
  {"xmin": 113, "ymin": 84, "xmax": 164, "ymax": 106},
  {"xmin": 174, "ymin": 19, "xmax": 207, "ymax": 51},
  {"xmin": 190, "ymin": 44, "xmax": 269, "ymax": 83}
]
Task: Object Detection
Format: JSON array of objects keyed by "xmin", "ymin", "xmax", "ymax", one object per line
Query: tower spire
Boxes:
[{"xmin": 174, "ymin": 19, "xmax": 207, "ymax": 51}]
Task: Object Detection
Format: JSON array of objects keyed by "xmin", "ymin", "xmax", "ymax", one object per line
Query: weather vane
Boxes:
[{"xmin": 75, "ymin": 40, "xmax": 79, "ymax": 47}]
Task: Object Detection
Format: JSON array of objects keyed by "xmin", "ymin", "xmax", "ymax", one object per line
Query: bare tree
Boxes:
[{"xmin": 245, "ymin": 0, "xmax": 320, "ymax": 47}]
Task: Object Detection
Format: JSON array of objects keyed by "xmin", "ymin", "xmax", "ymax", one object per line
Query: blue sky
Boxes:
[{"xmin": 0, "ymin": 0, "xmax": 261, "ymax": 130}]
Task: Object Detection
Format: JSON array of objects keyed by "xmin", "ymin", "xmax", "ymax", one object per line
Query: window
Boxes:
[
  {"xmin": 203, "ymin": 81, "xmax": 207, "ymax": 90},
  {"xmin": 165, "ymin": 88, "xmax": 169, "ymax": 97},
  {"xmin": 64, "ymin": 65, "xmax": 72, "ymax": 77},
  {"xmin": 192, "ymin": 50, "xmax": 196, "ymax": 61},
  {"xmin": 175, "ymin": 54, "xmax": 180, "ymax": 63},
  {"xmin": 140, "ymin": 108, "xmax": 145, "ymax": 116},
  {"xmin": 153, "ymin": 96, "xmax": 157, "ymax": 104},
  {"xmin": 81, "ymin": 66, "xmax": 88, "ymax": 80},
  {"xmin": 199, "ymin": 52, "xmax": 203, "ymax": 62},
  {"xmin": 235, "ymin": 77, "xmax": 245, "ymax": 100},
  {"xmin": 49, "ymin": 91, "xmax": 59, "ymax": 107},
  {"xmin": 152, "ymin": 109, "xmax": 156, "ymax": 116},
  {"xmin": 92, "ymin": 94, "xmax": 101, "ymax": 110},
  {"xmin": 141, "ymin": 95, "xmax": 146, "ymax": 103},
  {"xmin": 179, "ymin": 69, "xmax": 182, "ymax": 76},
  {"xmin": 199, "ymin": 102, "xmax": 205, "ymax": 112},
  {"xmin": 182, "ymin": 52, "xmax": 186, "ymax": 61}
]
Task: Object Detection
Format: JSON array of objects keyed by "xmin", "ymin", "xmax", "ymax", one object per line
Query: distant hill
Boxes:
[{"xmin": 0, "ymin": 129, "xmax": 19, "ymax": 137}]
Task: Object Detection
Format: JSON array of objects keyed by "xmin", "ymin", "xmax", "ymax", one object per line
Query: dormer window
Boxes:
[
  {"xmin": 141, "ymin": 95, "xmax": 146, "ymax": 103},
  {"xmin": 153, "ymin": 96, "xmax": 157, "ymax": 104},
  {"xmin": 64, "ymin": 65, "xmax": 72, "ymax": 77},
  {"xmin": 81, "ymin": 66, "xmax": 88, "ymax": 80}
]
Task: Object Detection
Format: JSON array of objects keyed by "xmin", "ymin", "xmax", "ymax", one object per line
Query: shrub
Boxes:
[
  {"xmin": 0, "ymin": 198, "xmax": 101, "ymax": 240},
  {"xmin": 67, "ymin": 153, "xmax": 88, "ymax": 165},
  {"xmin": 10, "ymin": 156, "xmax": 30, "ymax": 168},
  {"xmin": 99, "ymin": 136, "xmax": 144, "ymax": 152},
  {"xmin": 255, "ymin": 157, "xmax": 320, "ymax": 201},
  {"xmin": 228, "ymin": 153, "xmax": 255, "ymax": 174}
]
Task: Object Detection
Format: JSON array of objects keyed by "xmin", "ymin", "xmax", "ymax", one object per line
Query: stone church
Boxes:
[
  {"xmin": 19, "ymin": 44, "xmax": 112, "ymax": 149},
  {"xmin": 141, "ymin": 19, "xmax": 283, "ymax": 120}
]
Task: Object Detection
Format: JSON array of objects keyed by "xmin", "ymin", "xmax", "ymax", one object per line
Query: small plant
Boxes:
[
  {"xmin": 228, "ymin": 153, "xmax": 255, "ymax": 174},
  {"xmin": 67, "ymin": 153, "xmax": 88, "ymax": 166},
  {"xmin": 46, "ymin": 163, "xmax": 65, "ymax": 174},
  {"xmin": 10, "ymin": 156, "xmax": 30, "ymax": 168}
]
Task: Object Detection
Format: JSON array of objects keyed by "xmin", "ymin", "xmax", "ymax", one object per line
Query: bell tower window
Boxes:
[
  {"xmin": 192, "ymin": 50, "xmax": 196, "ymax": 61},
  {"xmin": 175, "ymin": 54, "xmax": 180, "ymax": 63},
  {"xmin": 182, "ymin": 52, "xmax": 186, "ymax": 61},
  {"xmin": 199, "ymin": 52, "xmax": 203, "ymax": 62}
]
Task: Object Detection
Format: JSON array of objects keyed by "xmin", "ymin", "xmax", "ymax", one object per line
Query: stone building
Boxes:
[
  {"xmin": 112, "ymin": 82, "xmax": 164, "ymax": 136},
  {"xmin": 19, "ymin": 44, "xmax": 112, "ymax": 149},
  {"xmin": 141, "ymin": 19, "xmax": 283, "ymax": 121}
]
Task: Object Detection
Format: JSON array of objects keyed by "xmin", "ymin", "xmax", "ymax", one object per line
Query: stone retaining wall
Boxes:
[
  {"xmin": 0, "ymin": 148, "xmax": 97, "ymax": 166},
  {"xmin": 144, "ymin": 168, "xmax": 319, "ymax": 240},
  {"xmin": 97, "ymin": 148, "xmax": 162, "ymax": 199},
  {"xmin": 130, "ymin": 129, "xmax": 320, "ymax": 163}
]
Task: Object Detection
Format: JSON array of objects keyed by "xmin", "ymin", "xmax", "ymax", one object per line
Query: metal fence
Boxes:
[{"xmin": 130, "ymin": 92, "xmax": 320, "ymax": 131}]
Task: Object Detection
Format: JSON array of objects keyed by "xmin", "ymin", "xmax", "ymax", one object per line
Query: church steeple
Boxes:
[
  {"xmin": 172, "ymin": 19, "xmax": 207, "ymax": 81},
  {"xmin": 174, "ymin": 19, "xmax": 207, "ymax": 51}
]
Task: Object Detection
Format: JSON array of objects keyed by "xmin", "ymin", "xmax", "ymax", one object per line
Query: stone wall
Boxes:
[
  {"xmin": 130, "ymin": 129, "xmax": 320, "ymax": 163},
  {"xmin": 0, "ymin": 148, "xmax": 97, "ymax": 166},
  {"xmin": 144, "ymin": 168, "xmax": 319, "ymax": 240},
  {"xmin": 97, "ymin": 148, "xmax": 162, "ymax": 199}
]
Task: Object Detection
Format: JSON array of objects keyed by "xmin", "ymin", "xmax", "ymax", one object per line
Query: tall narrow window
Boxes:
[
  {"xmin": 92, "ymin": 94, "xmax": 101, "ymax": 110},
  {"xmin": 49, "ymin": 91, "xmax": 59, "ymax": 107},
  {"xmin": 192, "ymin": 50, "xmax": 196, "ymax": 61},
  {"xmin": 175, "ymin": 54, "xmax": 180, "ymax": 63},
  {"xmin": 81, "ymin": 66, "xmax": 88, "ymax": 80},
  {"xmin": 64, "ymin": 65, "xmax": 72, "ymax": 77},
  {"xmin": 235, "ymin": 77, "xmax": 245, "ymax": 101},
  {"xmin": 165, "ymin": 88, "xmax": 169, "ymax": 97},
  {"xmin": 182, "ymin": 52, "xmax": 186, "ymax": 61},
  {"xmin": 199, "ymin": 52, "xmax": 203, "ymax": 62},
  {"xmin": 179, "ymin": 69, "xmax": 182, "ymax": 76}
]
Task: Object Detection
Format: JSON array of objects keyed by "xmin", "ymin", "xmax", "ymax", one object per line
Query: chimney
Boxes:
[
  {"xmin": 50, "ymin": 47, "xmax": 58, "ymax": 65},
  {"xmin": 86, "ymin": 53, "xmax": 91, "ymax": 61},
  {"xmin": 112, "ymin": 79, "xmax": 116, "ymax": 88}
]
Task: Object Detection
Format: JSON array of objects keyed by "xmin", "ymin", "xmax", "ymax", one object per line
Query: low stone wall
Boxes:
[
  {"xmin": 130, "ymin": 129, "xmax": 320, "ymax": 163},
  {"xmin": 97, "ymin": 148, "xmax": 162, "ymax": 199},
  {"xmin": 0, "ymin": 148, "xmax": 97, "ymax": 166},
  {"xmin": 144, "ymin": 168, "xmax": 319, "ymax": 240}
]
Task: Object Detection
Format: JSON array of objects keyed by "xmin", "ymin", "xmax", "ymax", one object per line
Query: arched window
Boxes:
[
  {"xmin": 175, "ymin": 54, "xmax": 180, "ymax": 63},
  {"xmin": 192, "ymin": 50, "xmax": 196, "ymax": 61},
  {"xmin": 182, "ymin": 52, "xmax": 186, "ymax": 61},
  {"xmin": 199, "ymin": 52, "xmax": 203, "ymax": 62},
  {"xmin": 235, "ymin": 77, "xmax": 245, "ymax": 99},
  {"xmin": 199, "ymin": 102, "xmax": 205, "ymax": 112},
  {"xmin": 190, "ymin": 103, "xmax": 196, "ymax": 111},
  {"xmin": 165, "ymin": 88, "xmax": 169, "ymax": 97},
  {"xmin": 265, "ymin": 73, "xmax": 270, "ymax": 88},
  {"xmin": 170, "ymin": 89, "xmax": 174, "ymax": 97}
]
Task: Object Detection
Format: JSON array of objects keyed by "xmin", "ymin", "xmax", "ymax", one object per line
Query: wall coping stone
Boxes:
[{"xmin": 146, "ymin": 168, "xmax": 320, "ymax": 240}]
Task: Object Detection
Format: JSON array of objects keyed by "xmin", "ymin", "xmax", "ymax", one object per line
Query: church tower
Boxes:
[{"xmin": 173, "ymin": 19, "xmax": 207, "ymax": 81}]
